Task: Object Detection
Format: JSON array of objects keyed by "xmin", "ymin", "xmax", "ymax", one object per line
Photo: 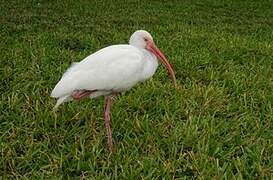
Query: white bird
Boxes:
[{"xmin": 51, "ymin": 30, "xmax": 176, "ymax": 151}]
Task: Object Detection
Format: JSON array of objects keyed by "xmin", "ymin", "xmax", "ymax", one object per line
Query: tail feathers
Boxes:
[{"xmin": 53, "ymin": 95, "xmax": 71, "ymax": 111}]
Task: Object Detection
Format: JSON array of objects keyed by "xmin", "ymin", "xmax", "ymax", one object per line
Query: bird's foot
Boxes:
[{"xmin": 71, "ymin": 90, "xmax": 96, "ymax": 101}]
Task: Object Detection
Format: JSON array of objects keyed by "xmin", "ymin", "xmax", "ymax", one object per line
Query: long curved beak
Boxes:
[{"xmin": 146, "ymin": 40, "xmax": 176, "ymax": 85}]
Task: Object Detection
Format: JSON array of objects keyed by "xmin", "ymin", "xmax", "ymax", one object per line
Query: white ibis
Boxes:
[{"xmin": 51, "ymin": 30, "xmax": 176, "ymax": 151}]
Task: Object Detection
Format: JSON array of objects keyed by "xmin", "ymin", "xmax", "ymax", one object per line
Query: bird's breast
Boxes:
[{"xmin": 140, "ymin": 50, "xmax": 159, "ymax": 81}]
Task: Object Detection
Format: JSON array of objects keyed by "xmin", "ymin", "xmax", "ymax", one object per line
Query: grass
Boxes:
[{"xmin": 1, "ymin": 0, "xmax": 273, "ymax": 178}]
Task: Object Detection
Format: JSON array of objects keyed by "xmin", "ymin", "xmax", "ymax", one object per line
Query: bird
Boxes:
[{"xmin": 51, "ymin": 30, "xmax": 176, "ymax": 151}]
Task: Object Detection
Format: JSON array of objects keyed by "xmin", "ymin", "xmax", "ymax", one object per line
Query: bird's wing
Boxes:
[{"xmin": 51, "ymin": 45, "xmax": 144, "ymax": 98}]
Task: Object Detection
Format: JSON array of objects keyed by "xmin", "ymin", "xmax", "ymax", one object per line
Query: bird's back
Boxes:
[{"xmin": 51, "ymin": 45, "xmax": 145, "ymax": 98}]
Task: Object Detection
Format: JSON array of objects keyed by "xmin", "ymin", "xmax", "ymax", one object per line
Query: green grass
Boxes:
[{"xmin": 1, "ymin": 0, "xmax": 273, "ymax": 178}]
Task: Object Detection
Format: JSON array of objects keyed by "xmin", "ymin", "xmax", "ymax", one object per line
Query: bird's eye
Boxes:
[{"xmin": 144, "ymin": 38, "xmax": 148, "ymax": 42}]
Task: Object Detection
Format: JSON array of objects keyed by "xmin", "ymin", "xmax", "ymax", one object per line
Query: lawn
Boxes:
[{"xmin": 1, "ymin": 0, "xmax": 273, "ymax": 178}]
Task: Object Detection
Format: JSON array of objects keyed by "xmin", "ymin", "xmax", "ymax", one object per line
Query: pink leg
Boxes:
[
  {"xmin": 104, "ymin": 95, "xmax": 114, "ymax": 151},
  {"xmin": 72, "ymin": 90, "xmax": 96, "ymax": 101}
]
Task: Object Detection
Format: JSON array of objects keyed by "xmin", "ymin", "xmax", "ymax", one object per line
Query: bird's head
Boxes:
[{"xmin": 129, "ymin": 30, "xmax": 176, "ymax": 85}]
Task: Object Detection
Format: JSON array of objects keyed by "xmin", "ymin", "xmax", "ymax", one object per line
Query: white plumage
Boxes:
[
  {"xmin": 52, "ymin": 45, "xmax": 157, "ymax": 95},
  {"xmin": 51, "ymin": 44, "xmax": 158, "ymax": 109},
  {"xmin": 51, "ymin": 30, "xmax": 176, "ymax": 150}
]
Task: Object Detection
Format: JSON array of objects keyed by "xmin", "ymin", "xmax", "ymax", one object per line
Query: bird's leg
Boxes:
[
  {"xmin": 72, "ymin": 90, "xmax": 96, "ymax": 101},
  {"xmin": 104, "ymin": 95, "xmax": 115, "ymax": 151}
]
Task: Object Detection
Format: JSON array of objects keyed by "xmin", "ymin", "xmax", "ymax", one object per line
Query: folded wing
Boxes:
[{"xmin": 51, "ymin": 45, "xmax": 144, "ymax": 98}]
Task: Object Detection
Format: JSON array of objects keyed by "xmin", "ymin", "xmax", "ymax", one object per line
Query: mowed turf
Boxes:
[{"xmin": 1, "ymin": 0, "xmax": 273, "ymax": 178}]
